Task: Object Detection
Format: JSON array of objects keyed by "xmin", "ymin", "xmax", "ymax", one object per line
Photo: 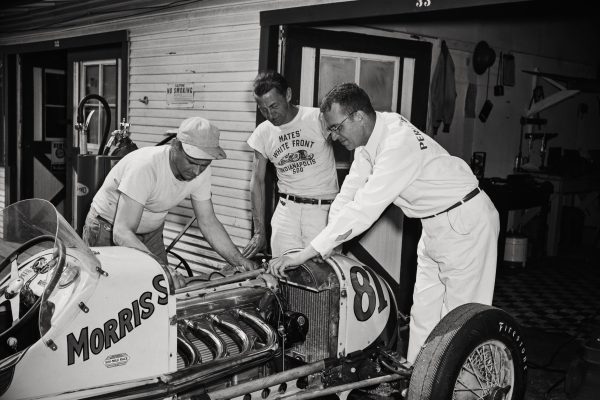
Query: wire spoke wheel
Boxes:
[
  {"xmin": 453, "ymin": 340, "xmax": 514, "ymax": 400},
  {"xmin": 407, "ymin": 304, "xmax": 527, "ymax": 400}
]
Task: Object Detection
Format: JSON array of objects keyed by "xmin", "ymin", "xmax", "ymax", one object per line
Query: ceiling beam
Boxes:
[{"xmin": 0, "ymin": 0, "xmax": 180, "ymax": 32}]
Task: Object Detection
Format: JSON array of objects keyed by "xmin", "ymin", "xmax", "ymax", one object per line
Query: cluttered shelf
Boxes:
[
  {"xmin": 481, "ymin": 169, "xmax": 600, "ymax": 266},
  {"xmin": 480, "ymin": 175, "xmax": 553, "ymax": 267},
  {"xmin": 519, "ymin": 171, "xmax": 600, "ymax": 257}
]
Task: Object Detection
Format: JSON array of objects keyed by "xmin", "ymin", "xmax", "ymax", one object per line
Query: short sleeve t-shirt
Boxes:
[
  {"xmin": 247, "ymin": 106, "xmax": 338, "ymax": 198},
  {"xmin": 91, "ymin": 145, "xmax": 211, "ymax": 233}
]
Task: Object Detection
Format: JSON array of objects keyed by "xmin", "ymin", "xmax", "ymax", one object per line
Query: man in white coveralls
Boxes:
[{"xmin": 270, "ymin": 83, "xmax": 499, "ymax": 364}]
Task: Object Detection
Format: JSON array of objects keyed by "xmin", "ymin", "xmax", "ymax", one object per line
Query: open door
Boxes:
[
  {"xmin": 284, "ymin": 27, "xmax": 431, "ymax": 313},
  {"xmin": 68, "ymin": 47, "xmax": 124, "ymax": 230},
  {"xmin": 20, "ymin": 51, "xmax": 68, "ymax": 215},
  {"xmin": 3, "ymin": 31, "xmax": 128, "ymax": 229}
]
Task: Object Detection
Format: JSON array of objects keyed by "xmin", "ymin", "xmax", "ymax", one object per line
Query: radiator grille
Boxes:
[{"xmin": 282, "ymin": 284, "xmax": 339, "ymax": 363}]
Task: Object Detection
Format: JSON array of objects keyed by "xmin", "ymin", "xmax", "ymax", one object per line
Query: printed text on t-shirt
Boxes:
[{"xmin": 272, "ymin": 129, "xmax": 318, "ymax": 174}]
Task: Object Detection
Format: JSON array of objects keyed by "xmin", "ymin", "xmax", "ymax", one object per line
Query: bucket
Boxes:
[{"xmin": 504, "ymin": 235, "xmax": 528, "ymax": 267}]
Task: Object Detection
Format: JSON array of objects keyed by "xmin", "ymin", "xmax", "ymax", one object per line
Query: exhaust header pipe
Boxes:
[{"xmin": 209, "ymin": 314, "xmax": 250, "ymax": 354}]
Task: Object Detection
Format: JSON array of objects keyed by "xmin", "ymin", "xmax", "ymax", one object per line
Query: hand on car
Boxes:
[
  {"xmin": 242, "ymin": 232, "xmax": 266, "ymax": 258},
  {"xmin": 268, "ymin": 246, "xmax": 319, "ymax": 278},
  {"xmin": 239, "ymin": 258, "xmax": 260, "ymax": 271},
  {"xmin": 268, "ymin": 255, "xmax": 301, "ymax": 278}
]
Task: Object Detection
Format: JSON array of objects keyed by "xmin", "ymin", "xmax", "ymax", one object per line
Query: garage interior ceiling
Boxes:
[{"xmin": 0, "ymin": 0, "xmax": 201, "ymax": 34}]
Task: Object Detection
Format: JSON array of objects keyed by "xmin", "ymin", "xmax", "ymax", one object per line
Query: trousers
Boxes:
[
  {"xmin": 270, "ymin": 197, "xmax": 330, "ymax": 257},
  {"xmin": 82, "ymin": 208, "xmax": 168, "ymax": 265},
  {"xmin": 407, "ymin": 190, "xmax": 499, "ymax": 363}
]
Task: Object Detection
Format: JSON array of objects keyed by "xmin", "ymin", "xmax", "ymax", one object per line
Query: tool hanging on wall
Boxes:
[
  {"xmin": 502, "ymin": 53, "xmax": 515, "ymax": 87},
  {"xmin": 472, "ymin": 41, "xmax": 496, "ymax": 123},
  {"xmin": 473, "ymin": 41, "xmax": 496, "ymax": 75},
  {"xmin": 479, "ymin": 67, "xmax": 494, "ymax": 123},
  {"xmin": 494, "ymin": 51, "xmax": 504, "ymax": 96}
]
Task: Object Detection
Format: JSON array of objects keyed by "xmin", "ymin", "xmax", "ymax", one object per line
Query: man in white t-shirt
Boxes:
[
  {"xmin": 270, "ymin": 83, "xmax": 499, "ymax": 365},
  {"xmin": 83, "ymin": 117, "xmax": 257, "ymax": 282},
  {"xmin": 242, "ymin": 71, "xmax": 338, "ymax": 258}
]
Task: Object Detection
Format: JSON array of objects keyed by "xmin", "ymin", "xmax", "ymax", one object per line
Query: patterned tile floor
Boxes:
[
  {"xmin": 493, "ymin": 254, "xmax": 600, "ymax": 338},
  {"xmin": 493, "ymin": 250, "xmax": 600, "ymax": 400},
  {"xmin": 349, "ymin": 250, "xmax": 600, "ymax": 400}
]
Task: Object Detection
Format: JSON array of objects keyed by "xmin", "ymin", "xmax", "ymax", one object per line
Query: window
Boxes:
[
  {"xmin": 76, "ymin": 59, "xmax": 119, "ymax": 152},
  {"xmin": 44, "ymin": 69, "xmax": 67, "ymax": 139},
  {"xmin": 300, "ymin": 48, "xmax": 413, "ymax": 171},
  {"xmin": 317, "ymin": 49, "xmax": 401, "ymax": 113}
]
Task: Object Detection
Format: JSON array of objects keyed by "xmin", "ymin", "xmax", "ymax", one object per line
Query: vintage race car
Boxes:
[{"xmin": 0, "ymin": 199, "xmax": 527, "ymax": 399}]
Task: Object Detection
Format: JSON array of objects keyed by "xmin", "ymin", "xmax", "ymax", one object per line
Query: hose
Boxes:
[{"xmin": 76, "ymin": 94, "xmax": 111, "ymax": 155}]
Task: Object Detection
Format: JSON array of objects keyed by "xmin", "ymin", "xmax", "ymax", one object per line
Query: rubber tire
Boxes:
[{"xmin": 407, "ymin": 303, "xmax": 527, "ymax": 400}]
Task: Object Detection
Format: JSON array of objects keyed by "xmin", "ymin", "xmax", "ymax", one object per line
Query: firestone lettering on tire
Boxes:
[
  {"xmin": 498, "ymin": 321, "xmax": 527, "ymax": 370},
  {"xmin": 66, "ymin": 274, "xmax": 168, "ymax": 365}
]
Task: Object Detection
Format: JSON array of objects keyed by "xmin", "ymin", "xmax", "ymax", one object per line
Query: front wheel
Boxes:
[{"xmin": 407, "ymin": 303, "xmax": 527, "ymax": 400}]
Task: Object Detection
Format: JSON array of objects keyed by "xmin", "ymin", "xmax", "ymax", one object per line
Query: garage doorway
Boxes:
[
  {"xmin": 2, "ymin": 31, "xmax": 127, "ymax": 226},
  {"xmin": 20, "ymin": 51, "xmax": 68, "ymax": 214},
  {"xmin": 281, "ymin": 28, "xmax": 431, "ymax": 308}
]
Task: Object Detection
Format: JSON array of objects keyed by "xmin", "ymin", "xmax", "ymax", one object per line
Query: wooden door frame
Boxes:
[
  {"xmin": 257, "ymin": 0, "xmax": 538, "ymax": 72},
  {"xmin": 279, "ymin": 27, "xmax": 432, "ymax": 313},
  {"xmin": 255, "ymin": 0, "xmax": 588, "ymax": 313},
  {"xmin": 254, "ymin": 1, "xmax": 536, "ymax": 312},
  {"xmin": 0, "ymin": 31, "xmax": 128, "ymax": 223},
  {"xmin": 19, "ymin": 51, "xmax": 68, "ymax": 205},
  {"xmin": 283, "ymin": 27, "xmax": 432, "ymax": 130},
  {"xmin": 67, "ymin": 44, "xmax": 126, "ymax": 225}
]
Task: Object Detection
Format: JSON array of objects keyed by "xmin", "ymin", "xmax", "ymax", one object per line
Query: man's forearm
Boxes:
[
  {"xmin": 250, "ymin": 174, "xmax": 266, "ymax": 236},
  {"xmin": 113, "ymin": 228, "xmax": 150, "ymax": 254},
  {"xmin": 200, "ymin": 220, "xmax": 246, "ymax": 266}
]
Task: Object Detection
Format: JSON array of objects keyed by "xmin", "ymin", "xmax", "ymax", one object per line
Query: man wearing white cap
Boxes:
[{"xmin": 83, "ymin": 116, "xmax": 257, "ymax": 279}]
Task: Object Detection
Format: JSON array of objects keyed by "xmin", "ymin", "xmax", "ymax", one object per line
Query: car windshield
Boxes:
[{"xmin": 0, "ymin": 199, "xmax": 100, "ymax": 345}]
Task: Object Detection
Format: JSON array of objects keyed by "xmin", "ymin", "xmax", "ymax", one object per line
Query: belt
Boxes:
[
  {"xmin": 89, "ymin": 208, "xmax": 113, "ymax": 227},
  {"xmin": 422, "ymin": 187, "xmax": 481, "ymax": 219},
  {"xmin": 96, "ymin": 215, "xmax": 113, "ymax": 225},
  {"xmin": 279, "ymin": 193, "xmax": 333, "ymax": 205}
]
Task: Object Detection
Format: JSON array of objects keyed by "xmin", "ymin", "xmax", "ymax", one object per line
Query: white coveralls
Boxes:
[
  {"xmin": 247, "ymin": 106, "xmax": 338, "ymax": 257},
  {"xmin": 310, "ymin": 112, "xmax": 499, "ymax": 363}
]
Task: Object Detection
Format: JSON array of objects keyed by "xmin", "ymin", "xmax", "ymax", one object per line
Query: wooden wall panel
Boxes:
[
  {"xmin": 128, "ymin": 6, "xmax": 261, "ymax": 273},
  {"xmin": 0, "ymin": 167, "xmax": 5, "ymax": 211},
  {"xmin": 0, "ymin": 0, "xmax": 348, "ymax": 274}
]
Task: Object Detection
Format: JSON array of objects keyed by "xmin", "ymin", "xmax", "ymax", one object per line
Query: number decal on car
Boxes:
[{"xmin": 350, "ymin": 266, "xmax": 388, "ymax": 321}]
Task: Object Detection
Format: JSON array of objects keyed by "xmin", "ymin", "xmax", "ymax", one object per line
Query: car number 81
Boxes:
[{"xmin": 350, "ymin": 266, "xmax": 388, "ymax": 321}]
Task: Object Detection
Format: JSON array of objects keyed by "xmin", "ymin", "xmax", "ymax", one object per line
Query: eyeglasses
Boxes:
[{"xmin": 327, "ymin": 111, "xmax": 356, "ymax": 137}]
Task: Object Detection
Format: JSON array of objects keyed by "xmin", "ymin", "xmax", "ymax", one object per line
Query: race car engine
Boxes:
[
  {"xmin": 174, "ymin": 256, "xmax": 399, "ymax": 398},
  {"xmin": 174, "ymin": 271, "xmax": 281, "ymax": 385}
]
